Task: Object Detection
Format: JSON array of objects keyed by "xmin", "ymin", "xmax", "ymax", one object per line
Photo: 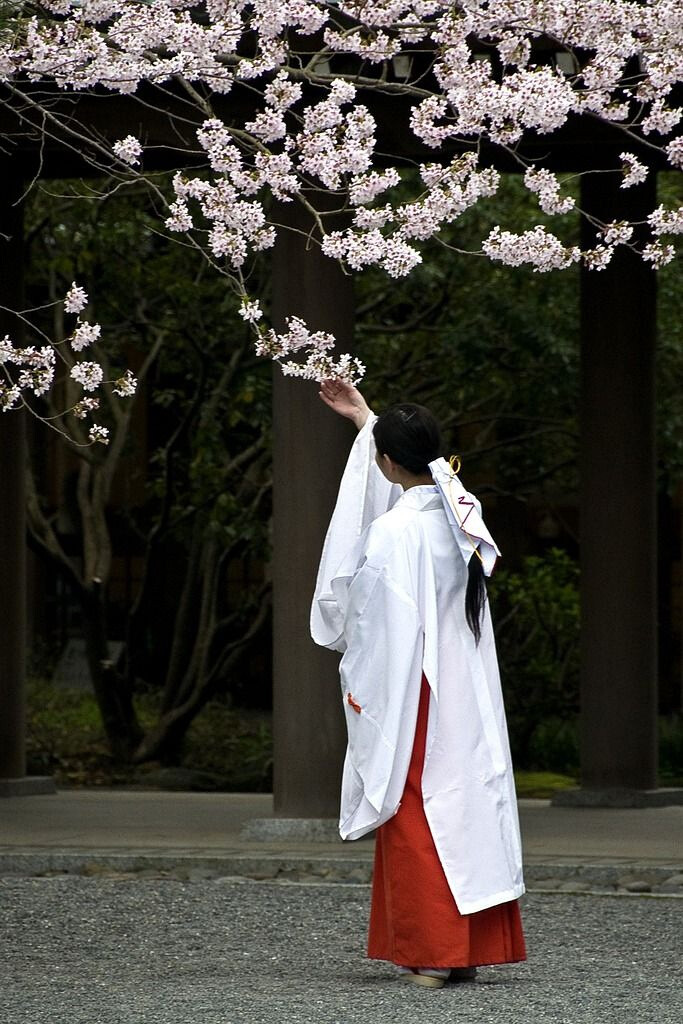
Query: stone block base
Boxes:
[
  {"xmin": 0, "ymin": 776, "xmax": 57, "ymax": 798},
  {"xmin": 551, "ymin": 787, "xmax": 683, "ymax": 808},
  {"xmin": 241, "ymin": 818, "xmax": 343, "ymax": 842}
]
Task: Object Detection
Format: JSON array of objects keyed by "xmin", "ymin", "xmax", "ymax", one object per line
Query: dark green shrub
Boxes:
[
  {"xmin": 526, "ymin": 716, "xmax": 579, "ymax": 775},
  {"xmin": 659, "ymin": 715, "xmax": 683, "ymax": 783},
  {"xmin": 26, "ymin": 679, "xmax": 273, "ymax": 790},
  {"xmin": 489, "ymin": 548, "xmax": 580, "ymax": 767}
]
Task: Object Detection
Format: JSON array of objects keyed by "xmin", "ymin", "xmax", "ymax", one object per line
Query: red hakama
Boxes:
[{"xmin": 368, "ymin": 675, "xmax": 527, "ymax": 968}]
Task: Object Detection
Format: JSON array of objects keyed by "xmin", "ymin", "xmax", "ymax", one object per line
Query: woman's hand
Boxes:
[{"xmin": 319, "ymin": 379, "xmax": 371, "ymax": 431}]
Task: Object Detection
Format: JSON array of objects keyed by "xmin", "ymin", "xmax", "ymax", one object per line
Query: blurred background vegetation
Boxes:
[{"xmin": 22, "ymin": 171, "xmax": 683, "ymax": 792}]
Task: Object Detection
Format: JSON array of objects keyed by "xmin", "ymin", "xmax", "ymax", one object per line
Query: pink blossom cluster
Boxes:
[
  {"xmin": 2, "ymin": 2, "xmax": 683, "ymax": 381},
  {"xmin": 113, "ymin": 135, "xmax": 143, "ymax": 166},
  {"xmin": 524, "ymin": 169, "xmax": 575, "ymax": 216},
  {"xmin": 255, "ymin": 317, "xmax": 365, "ymax": 383},
  {"xmin": 166, "ymin": 170, "xmax": 276, "ymax": 265},
  {"xmin": 648, "ymin": 205, "xmax": 683, "ymax": 236},
  {"xmin": 620, "ymin": 153, "xmax": 649, "ymax": 189},
  {"xmin": 322, "ymin": 155, "xmax": 500, "ymax": 275},
  {"xmin": 642, "ymin": 240, "xmax": 676, "ymax": 268},
  {"xmin": 482, "ymin": 225, "xmax": 581, "ymax": 273}
]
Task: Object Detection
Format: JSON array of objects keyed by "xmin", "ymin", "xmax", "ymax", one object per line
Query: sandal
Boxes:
[{"xmin": 397, "ymin": 967, "xmax": 450, "ymax": 989}]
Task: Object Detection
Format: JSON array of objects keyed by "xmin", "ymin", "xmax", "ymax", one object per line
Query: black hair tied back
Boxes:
[
  {"xmin": 465, "ymin": 555, "xmax": 486, "ymax": 645},
  {"xmin": 372, "ymin": 403, "xmax": 442, "ymax": 475}
]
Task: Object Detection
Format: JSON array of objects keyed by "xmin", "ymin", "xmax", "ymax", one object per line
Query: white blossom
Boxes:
[
  {"xmin": 524, "ymin": 168, "xmax": 575, "ymax": 216},
  {"xmin": 255, "ymin": 314, "xmax": 363, "ymax": 383},
  {"xmin": 112, "ymin": 369, "xmax": 137, "ymax": 397},
  {"xmin": 0, "ymin": 335, "xmax": 15, "ymax": 363},
  {"xmin": 583, "ymin": 246, "xmax": 614, "ymax": 271},
  {"xmin": 64, "ymin": 282, "xmax": 88, "ymax": 314},
  {"xmin": 73, "ymin": 397, "xmax": 100, "ymax": 419},
  {"xmin": 665, "ymin": 136, "xmax": 683, "ymax": 168},
  {"xmin": 113, "ymin": 134, "xmax": 142, "ymax": 165},
  {"xmin": 641, "ymin": 100, "xmax": 681, "ymax": 137},
  {"xmin": 3, "ymin": 0, "xmax": 683, "ymax": 390},
  {"xmin": 483, "ymin": 225, "xmax": 581, "ymax": 273},
  {"xmin": 281, "ymin": 351, "xmax": 366, "ymax": 384},
  {"xmin": 601, "ymin": 221, "xmax": 633, "ymax": 246},
  {"xmin": 71, "ymin": 361, "xmax": 104, "ymax": 392},
  {"xmin": 642, "ymin": 240, "xmax": 675, "ymax": 268},
  {"xmin": 648, "ymin": 205, "xmax": 683, "ymax": 235},
  {"xmin": 619, "ymin": 152, "xmax": 648, "ymax": 188},
  {"xmin": 71, "ymin": 320, "xmax": 102, "ymax": 352},
  {"xmin": 264, "ymin": 72, "xmax": 302, "ymax": 111},
  {"xmin": 0, "ymin": 383, "xmax": 21, "ymax": 411},
  {"xmin": 239, "ymin": 299, "xmax": 263, "ymax": 323},
  {"xmin": 88, "ymin": 423, "xmax": 110, "ymax": 445}
]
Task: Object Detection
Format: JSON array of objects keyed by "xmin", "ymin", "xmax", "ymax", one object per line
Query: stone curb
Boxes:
[{"xmin": 0, "ymin": 850, "xmax": 681, "ymax": 894}]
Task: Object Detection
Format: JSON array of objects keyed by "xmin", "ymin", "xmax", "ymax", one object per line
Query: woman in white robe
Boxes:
[{"xmin": 310, "ymin": 381, "xmax": 526, "ymax": 988}]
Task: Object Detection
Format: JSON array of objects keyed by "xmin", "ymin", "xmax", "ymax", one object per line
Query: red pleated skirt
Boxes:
[{"xmin": 367, "ymin": 675, "xmax": 527, "ymax": 968}]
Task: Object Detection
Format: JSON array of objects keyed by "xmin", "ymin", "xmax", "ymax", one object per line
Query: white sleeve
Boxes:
[
  {"xmin": 337, "ymin": 566, "xmax": 424, "ymax": 838},
  {"xmin": 310, "ymin": 414, "xmax": 401, "ymax": 649}
]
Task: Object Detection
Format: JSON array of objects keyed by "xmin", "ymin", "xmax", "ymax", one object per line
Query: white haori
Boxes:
[{"xmin": 311, "ymin": 414, "xmax": 525, "ymax": 915}]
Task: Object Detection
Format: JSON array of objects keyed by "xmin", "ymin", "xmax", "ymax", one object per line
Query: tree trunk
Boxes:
[
  {"xmin": 159, "ymin": 525, "xmax": 205, "ymax": 714},
  {"xmin": 81, "ymin": 582, "xmax": 142, "ymax": 760}
]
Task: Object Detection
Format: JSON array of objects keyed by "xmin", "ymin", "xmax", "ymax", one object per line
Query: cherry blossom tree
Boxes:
[{"xmin": 1, "ymin": 0, "xmax": 683, "ymax": 405}]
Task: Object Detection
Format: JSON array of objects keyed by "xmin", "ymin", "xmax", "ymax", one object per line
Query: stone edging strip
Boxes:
[{"xmin": 0, "ymin": 851, "xmax": 681, "ymax": 895}]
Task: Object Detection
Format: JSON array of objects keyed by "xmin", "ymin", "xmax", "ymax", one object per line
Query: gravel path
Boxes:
[{"xmin": 0, "ymin": 878, "xmax": 681, "ymax": 1024}]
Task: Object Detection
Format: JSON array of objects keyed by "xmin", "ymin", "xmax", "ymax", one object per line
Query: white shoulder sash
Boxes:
[{"xmin": 428, "ymin": 457, "xmax": 500, "ymax": 576}]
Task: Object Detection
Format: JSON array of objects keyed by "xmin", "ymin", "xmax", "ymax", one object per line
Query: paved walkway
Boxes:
[{"xmin": 1, "ymin": 790, "xmax": 681, "ymax": 892}]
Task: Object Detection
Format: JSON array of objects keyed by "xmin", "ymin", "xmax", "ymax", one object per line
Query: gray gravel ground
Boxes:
[{"xmin": 1, "ymin": 877, "xmax": 681, "ymax": 1024}]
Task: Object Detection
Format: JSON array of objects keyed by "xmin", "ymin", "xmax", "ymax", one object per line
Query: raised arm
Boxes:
[
  {"xmin": 319, "ymin": 380, "xmax": 371, "ymax": 431},
  {"xmin": 311, "ymin": 383, "xmax": 401, "ymax": 649}
]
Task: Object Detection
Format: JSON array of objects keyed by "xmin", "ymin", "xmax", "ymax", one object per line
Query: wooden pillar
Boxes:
[
  {"xmin": 271, "ymin": 205, "xmax": 354, "ymax": 817},
  {"xmin": 0, "ymin": 169, "xmax": 27, "ymax": 783},
  {"xmin": 0, "ymin": 169, "xmax": 54, "ymax": 796},
  {"xmin": 577, "ymin": 171, "xmax": 658, "ymax": 793}
]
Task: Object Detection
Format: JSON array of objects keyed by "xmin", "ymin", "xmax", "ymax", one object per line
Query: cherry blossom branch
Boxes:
[{"xmin": 1, "ymin": 1, "xmax": 683, "ymax": 386}]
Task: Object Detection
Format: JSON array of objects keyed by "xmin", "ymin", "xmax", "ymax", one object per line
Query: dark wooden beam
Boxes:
[
  {"xmin": 576, "ymin": 172, "xmax": 658, "ymax": 793},
  {"xmin": 271, "ymin": 202, "xmax": 354, "ymax": 817},
  {"xmin": 0, "ymin": 166, "xmax": 27, "ymax": 782}
]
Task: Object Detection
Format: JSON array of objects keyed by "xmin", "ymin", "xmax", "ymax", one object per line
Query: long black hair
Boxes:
[
  {"xmin": 465, "ymin": 557, "xmax": 486, "ymax": 645},
  {"xmin": 373, "ymin": 403, "xmax": 486, "ymax": 644}
]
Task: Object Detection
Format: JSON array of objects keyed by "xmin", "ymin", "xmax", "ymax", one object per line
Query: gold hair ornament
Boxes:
[{"xmin": 446, "ymin": 454, "xmax": 484, "ymax": 566}]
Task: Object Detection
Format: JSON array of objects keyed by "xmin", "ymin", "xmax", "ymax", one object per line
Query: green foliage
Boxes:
[
  {"xmin": 26, "ymin": 679, "xmax": 143, "ymax": 784},
  {"xmin": 655, "ymin": 174, "xmax": 683, "ymax": 493},
  {"xmin": 659, "ymin": 715, "xmax": 683, "ymax": 784},
  {"xmin": 513, "ymin": 770, "xmax": 577, "ymax": 799},
  {"xmin": 526, "ymin": 717, "xmax": 580, "ymax": 775},
  {"xmin": 488, "ymin": 548, "xmax": 580, "ymax": 766},
  {"xmin": 182, "ymin": 703, "xmax": 273, "ymax": 790},
  {"xmin": 26, "ymin": 679, "xmax": 273, "ymax": 790}
]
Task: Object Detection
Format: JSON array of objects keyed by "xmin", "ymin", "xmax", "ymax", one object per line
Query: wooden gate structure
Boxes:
[{"xmin": 0, "ymin": 70, "xmax": 679, "ymax": 807}]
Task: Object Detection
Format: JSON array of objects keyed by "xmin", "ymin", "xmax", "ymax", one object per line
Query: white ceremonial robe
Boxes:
[{"xmin": 310, "ymin": 416, "xmax": 525, "ymax": 915}]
